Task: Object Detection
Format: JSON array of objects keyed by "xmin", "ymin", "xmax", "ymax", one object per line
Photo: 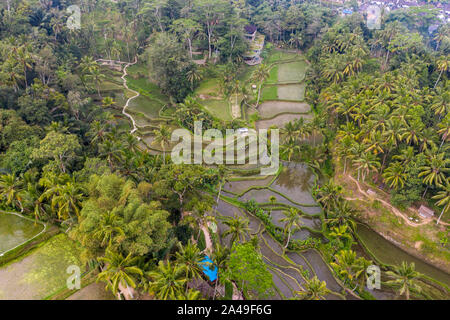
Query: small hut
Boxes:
[{"xmin": 418, "ymin": 205, "xmax": 434, "ymax": 219}]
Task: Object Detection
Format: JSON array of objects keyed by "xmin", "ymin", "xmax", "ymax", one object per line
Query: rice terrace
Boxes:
[{"xmin": 0, "ymin": 0, "xmax": 449, "ymax": 305}]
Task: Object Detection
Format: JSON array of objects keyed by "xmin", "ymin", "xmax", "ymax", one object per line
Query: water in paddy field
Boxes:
[
  {"xmin": 270, "ymin": 162, "xmax": 318, "ymax": 206},
  {"xmin": 356, "ymin": 223, "xmax": 450, "ymax": 288},
  {"xmin": 0, "ymin": 213, "xmax": 44, "ymax": 254}
]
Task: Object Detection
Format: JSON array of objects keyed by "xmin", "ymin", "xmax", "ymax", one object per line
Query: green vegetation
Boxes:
[{"xmin": 0, "ymin": 0, "xmax": 448, "ymax": 302}]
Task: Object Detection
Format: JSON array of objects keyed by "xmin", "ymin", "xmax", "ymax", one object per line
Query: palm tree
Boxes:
[
  {"xmin": 90, "ymin": 67, "xmax": 106, "ymax": 98},
  {"xmin": 437, "ymin": 115, "xmax": 450, "ymax": 149},
  {"xmin": 393, "ymin": 146, "xmax": 415, "ymax": 166},
  {"xmin": 252, "ymin": 63, "xmax": 270, "ymax": 107},
  {"xmin": 352, "ymin": 152, "xmax": 380, "ymax": 182},
  {"xmin": 330, "ymin": 249, "xmax": 371, "ymax": 290},
  {"xmin": 97, "ymin": 249, "xmax": 144, "ymax": 300},
  {"xmin": 328, "ymin": 225, "xmax": 353, "ymax": 246},
  {"xmin": 402, "ymin": 120, "xmax": 424, "ymax": 146},
  {"xmin": 92, "ymin": 211, "xmax": 125, "ymax": 248},
  {"xmin": 385, "ymin": 262, "xmax": 423, "ymax": 300},
  {"xmin": 432, "ymin": 179, "xmax": 450, "ymax": 225},
  {"xmin": 186, "ymin": 67, "xmax": 203, "ymax": 91},
  {"xmin": 14, "ymin": 45, "xmax": 33, "ymax": 89},
  {"xmin": 211, "ymin": 243, "xmax": 230, "ymax": 299},
  {"xmin": 148, "ymin": 260, "xmax": 187, "ymax": 300},
  {"xmin": 174, "ymin": 288, "xmax": 203, "ymax": 300},
  {"xmin": 0, "ymin": 173, "xmax": 24, "ymax": 212},
  {"xmin": 153, "ymin": 124, "xmax": 172, "ymax": 163},
  {"xmin": 431, "ymin": 84, "xmax": 449, "ymax": 118},
  {"xmin": 102, "ymin": 96, "xmax": 115, "ymax": 109},
  {"xmin": 175, "ymin": 241, "xmax": 203, "ymax": 283},
  {"xmin": 281, "ymin": 121, "xmax": 298, "ymax": 143},
  {"xmin": 295, "ymin": 276, "xmax": 330, "ymax": 300},
  {"xmin": 50, "ymin": 182, "xmax": 84, "ymax": 220},
  {"xmin": 419, "ymin": 150, "xmax": 450, "ymax": 197},
  {"xmin": 280, "ymin": 208, "xmax": 301, "ymax": 252},
  {"xmin": 326, "ymin": 200, "xmax": 356, "ymax": 228},
  {"xmin": 316, "ymin": 180, "xmax": 343, "ymax": 217},
  {"xmin": 221, "ymin": 214, "xmax": 250, "ymax": 245},
  {"xmin": 434, "ymin": 56, "xmax": 449, "ymax": 89},
  {"xmin": 382, "ymin": 162, "xmax": 407, "ymax": 190},
  {"xmin": 280, "ymin": 138, "xmax": 300, "ymax": 161}
]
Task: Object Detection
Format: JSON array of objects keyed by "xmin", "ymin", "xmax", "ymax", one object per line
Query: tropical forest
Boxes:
[{"xmin": 0, "ymin": 0, "xmax": 449, "ymax": 301}]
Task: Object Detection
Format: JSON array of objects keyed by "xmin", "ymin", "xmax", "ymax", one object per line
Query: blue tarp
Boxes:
[
  {"xmin": 343, "ymin": 9, "xmax": 353, "ymax": 14},
  {"xmin": 200, "ymin": 256, "xmax": 218, "ymax": 282}
]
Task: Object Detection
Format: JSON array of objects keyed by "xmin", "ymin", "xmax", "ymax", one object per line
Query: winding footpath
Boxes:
[
  {"xmin": 121, "ymin": 57, "xmax": 140, "ymax": 135},
  {"xmin": 345, "ymin": 174, "xmax": 450, "ymax": 227}
]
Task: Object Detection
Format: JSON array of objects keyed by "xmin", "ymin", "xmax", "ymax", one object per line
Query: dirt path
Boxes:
[
  {"xmin": 96, "ymin": 57, "xmax": 140, "ymax": 135},
  {"xmin": 121, "ymin": 57, "xmax": 140, "ymax": 134},
  {"xmin": 200, "ymin": 224, "xmax": 213, "ymax": 253},
  {"xmin": 345, "ymin": 174, "xmax": 434, "ymax": 227}
]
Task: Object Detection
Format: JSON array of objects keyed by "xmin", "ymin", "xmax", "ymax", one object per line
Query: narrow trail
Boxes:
[
  {"xmin": 96, "ymin": 58, "xmax": 140, "ymax": 135},
  {"xmin": 121, "ymin": 57, "xmax": 140, "ymax": 134},
  {"xmin": 344, "ymin": 174, "xmax": 446, "ymax": 227},
  {"xmin": 200, "ymin": 224, "xmax": 213, "ymax": 253}
]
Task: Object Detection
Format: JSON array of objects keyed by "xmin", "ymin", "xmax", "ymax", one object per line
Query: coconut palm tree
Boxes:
[
  {"xmin": 175, "ymin": 240, "xmax": 203, "ymax": 283},
  {"xmin": 211, "ymin": 243, "xmax": 230, "ymax": 299},
  {"xmin": 315, "ymin": 180, "xmax": 343, "ymax": 217},
  {"xmin": 385, "ymin": 262, "xmax": 423, "ymax": 300},
  {"xmin": 352, "ymin": 152, "xmax": 380, "ymax": 182},
  {"xmin": 434, "ymin": 56, "xmax": 449, "ymax": 89},
  {"xmin": 97, "ymin": 249, "xmax": 144, "ymax": 300},
  {"xmin": 431, "ymin": 84, "xmax": 449, "ymax": 118},
  {"xmin": 0, "ymin": 173, "xmax": 24, "ymax": 212},
  {"xmin": 148, "ymin": 260, "xmax": 187, "ymax": 300},
  {"xmin": 437, "ymin": 115, "xmax": 450, "ymax": 149},
  {"xmin": 294, "ymin": 276, "xmax": 331, "ymax": 300},
  {"xmin": 49, "ymin": 181, "xmax": 85, "ymax": 220},
  {"xmin": 325, "ymin": 200, "xmax": 356, "ymax": 228},
  {"xmin": 330, "ymin": 249, "xmax": 371, "ymax": 290},
  {"xmin": 221, "ymin": 214, "xmax": 250, "ymax": 245},
  {"xmin": 280, "ymin": 138, "xmax": 300, "ymax": 161},
  {"xmin": 419, "ymin": 150, "xmax": 450, "ymax": 197},
  {"xmin": 280, "ymin": 207, "xmax": 301, "ymax": 252},
  {"xmin": 152, "ymin": 124, "xmax": 172, "ymax": 163},
  {"xmin": 328, "ymin": 225, "xmax": 353, "ymax": 246},
  {"xmin": 186, "ymin": 67, "xmax": 203, "ymax": 91},
  {"xmin": 174, "ymin": 288, "xmax": 203, "ymax": 300},
  {"xmin": 252, "ymin": 63, "xmax": 270, "ymax": 107},
  {"xmin": 432, "ymin": 179, "xmax": 450, "ymax": 225},
  {"xmin": 382, "ymin": 161, "xmax": 407, "ymax": 190},
  {"xmin": 93, "ymin": 211, "xmax": 125, "ymax": 248}
]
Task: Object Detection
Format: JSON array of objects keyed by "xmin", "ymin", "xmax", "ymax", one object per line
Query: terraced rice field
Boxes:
[
  {"xmin": 0, "ymin": 212, "xmax": 45, "ymax": 255},
  {"xmin": 0, "ymin": 234, "xmax": 84, "ymax": 300},
  {"xmin": 277, "ymin": 83, "xmax": 306, "ymax": 101},
  {"xmin": 256, "ymin": 113, "xmax": 312, "ymax": 130},
  {"xmin": 258, "ymin": 101, "xmax": 310, "ymax": 119},
  {"xmin": 277, "ymin": 61, "xmax": 308, "ymax": 83}
]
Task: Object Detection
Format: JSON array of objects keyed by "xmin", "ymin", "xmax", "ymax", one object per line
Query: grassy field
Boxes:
[
  {"xmin": 267, "ymin": 50, "xmax": 302, "ymax": 64},
  {"xmin": 261, "ymin": 85, "xmax": 278, "ymax": 101},
  {"xmin": 127, "ymin": 95, "xmax": 164, "ymax": 119},
  {"xmin": 278, "ymin": 61, "xmax": 308, "ymax": 83},
  {"xmin": 202, "ymin": 99, "xmax": 233, "ymax": 121},
  {"xmin": 277, "ymin": 83, "xmax": 306, "ymax": 101}
]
